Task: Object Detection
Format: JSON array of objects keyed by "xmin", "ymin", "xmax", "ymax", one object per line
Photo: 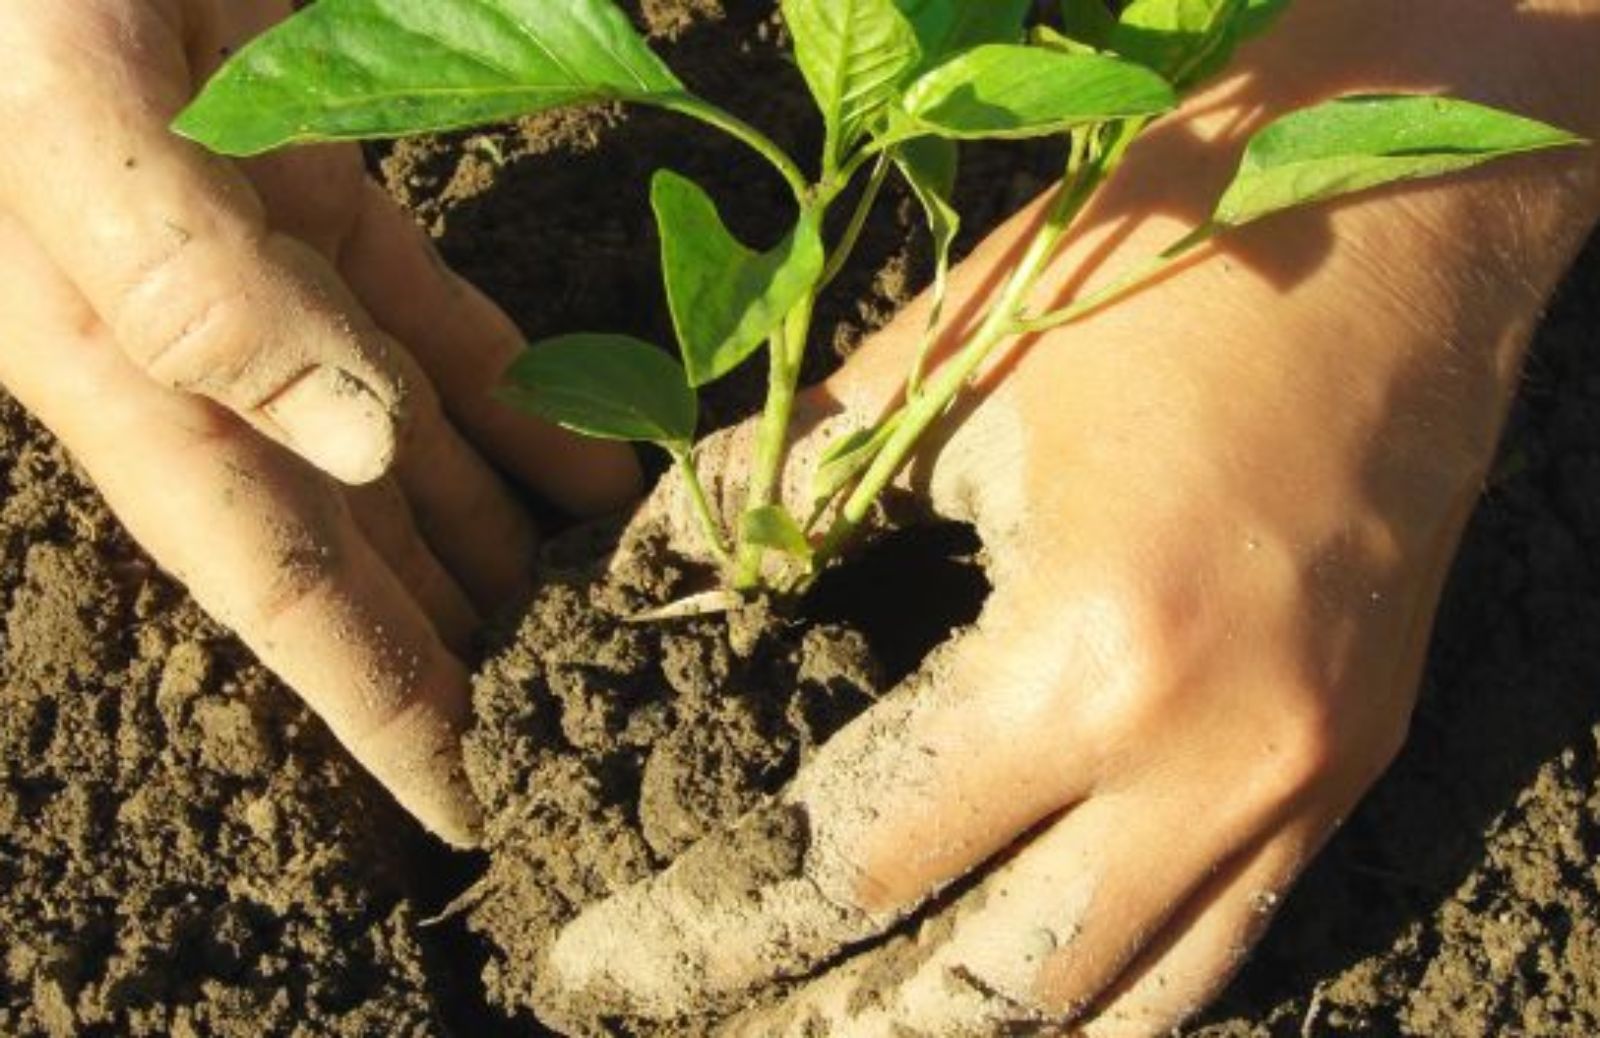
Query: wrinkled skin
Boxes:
[
  {"xmin": 0, "ymin": 0, "xmax": 640, "ymax": 846},
  {"xmin": 546, "ymin": 2, "xmax": 1600, "ymax": 1034}
]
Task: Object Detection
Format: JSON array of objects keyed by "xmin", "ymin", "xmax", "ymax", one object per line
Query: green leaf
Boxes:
[
  {"xmin": 174, "ymin": 0, "xmax": 684, "ymax": 156},
  {"xmin": 782, "ymin": 0, "xmax": 922, "ymax": 170},
  {"xmin": 899, "ymin": 45, "xmax": 1177, "ymax": 141},
  {"xmin": 740, "ymin": 506, "xmax": 814, "ymax": 561},
  {"xmin": 652, "ymin": 170, "xmax": 825, "ymax": 388},
  {"xmin": 499, "ymin": 334, "xmax": 696, "ymax": 448},
  {"xmin": 894, "ymin": 137, "xmax": 959, "ymax": 371},
  {"xmin": 1031, "ymin": 24, "xmax": 1103, "ymax": 56},
  {"xmin": 1108, "ymin": 0, "xmax": 1245, "ymax": 88},
  {"xmin": 1214, "ymin": 94, "xmax": 1587, "ymax": 229},
  {"xmin": 893, "ymin": 0, "xmax": 1031, "ymax": 72},
  {"xmin": 1060, "ymin": 0, "xmax": 1118, "ymax": 48},
  {"xmin": 811, "ymin": 419, "xmax": 900, "ymax": 508}
]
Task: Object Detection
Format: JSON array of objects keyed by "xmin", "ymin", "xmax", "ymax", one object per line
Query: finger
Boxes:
[
  {"xmin": 544, "ymin": 587, "xmax": 1098, "ymax": 1020},
  {"xmin": 616, "ymin": 382, "xmax": 965, "ymax": 581},
  {"xmin": 337, "ymin": 182, "xmax": 642, "ymax": 516},
  {"xmin": 0, "ymin": 213, "xmax": 482, "ymax": 845},
  {"xmin": 345, "ymin": 479, "xmax": 480, "ymax": 655},
  {"xmin": 726, "ymin": 802, "xmax": 1314, "ymax": 1037},
  {"xmin": 388, "ymin": 357, "xmax": 542, "ymax": 611},
  {"xmin": 0, "ymin": 6, "xmax": 406, "ymax": 483},
  {"xmin": 1075, "ymin": 829, "xmax": 1324, "ymax": 1038},
  {"xmin": 616, "ymin": 306, "xmax": 1024, "ymax": 584}
]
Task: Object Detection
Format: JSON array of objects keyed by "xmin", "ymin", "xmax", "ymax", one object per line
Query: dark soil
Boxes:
[
  {"xmin": 0, "ymin": 401, "xmax": 454, "ymax": 1036},
  {"xmin": 458, "ymin": 523, "xmax": 887, "ymax": 1036},
  {"xmin": 3, "ymin": 1, "xmax": 1599, "ymax": 1036}
]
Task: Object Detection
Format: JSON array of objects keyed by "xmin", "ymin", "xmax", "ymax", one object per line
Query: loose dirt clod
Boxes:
[
  {"xmin": 461, "ymin": 521, "xmax": 882, "ymax": 1035},
  {"xmin": 0, "ymin": 399, "xmax": 447, "ymax": 1037}
]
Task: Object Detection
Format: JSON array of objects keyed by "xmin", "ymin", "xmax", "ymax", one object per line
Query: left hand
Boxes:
[
  {"xmin": 538, "ymin": 1, "xmax": 1600, "ymax": 1031},
  {"xmin": 0, "ymin": 0, "xmax": 640, "ymax": 844}
]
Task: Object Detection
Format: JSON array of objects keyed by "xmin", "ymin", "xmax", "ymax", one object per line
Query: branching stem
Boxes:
[
  {"xmin": 670, "ymin": 445, "xmax": 734, "ymax": 570},
  {"xmin": 821, "ymin": 153, "xmax": 891, "ymax": 288},
  {"xmin": 664, "ymin": 97, "xmax": 810, "ymax": 203},
  {"xmin": 814, "ymin": 125, "xmax": 1130, "ymax": 564},
  {"xmin": 733, "ymin": 293, "xmax": 816, "ymax": 588}
]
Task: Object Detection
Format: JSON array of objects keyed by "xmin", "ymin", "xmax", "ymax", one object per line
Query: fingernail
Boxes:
[
  {"xmin": 265, "ymin": 366, "xmax": 398, "ymax": 484},
  {"xmin": 423, "ymin": 770, "xmax": 485, "ymax": 850},
  {"xmin": 380, "ymin": 730, "xmax": 484, "ymax": 850}
]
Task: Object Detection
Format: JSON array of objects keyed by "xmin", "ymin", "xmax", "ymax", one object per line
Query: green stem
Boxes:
[
  {"xmin": 733, "ymin": 293, "xmax": 816, "ymax": 589},
  {"xmin": 820, "ymin": 153, "xmax": 891, "ymax": 288},
  {"xmin": 670, "ymin": 445, "xmax": 734, "ymax": 571},
  {"xmin": 662, "ymin": 97, "xmax": 810, "ymax": 203},
  {"xmin": 814, "ymin": 131, "xmax": 1118, "ymax": 563},
  {"xmin": 1016, "ymin": 223, "xmax": 1218, "ymax": 334}
]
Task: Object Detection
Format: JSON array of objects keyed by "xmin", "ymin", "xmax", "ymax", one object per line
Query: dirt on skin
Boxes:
[
  {"xmin": 3, "ymin": 1, "xmax": 1600, "ymax": 1036},
  {"xmin": 459, "ymin": 523, "xmax": 885, "ymax": 1036},
  {"xmin": 0, "ymin": 394, "xmax": 457, "ymax": 1037}
]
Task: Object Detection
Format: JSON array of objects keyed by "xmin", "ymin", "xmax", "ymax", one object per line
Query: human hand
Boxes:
[
  {"xmin": 542, "ymin": 1, "xmax": 1600, "ymax": 1031},
  {"xmin": 0, "ymin": 1, "xmax": 640, "ymax": 846}
]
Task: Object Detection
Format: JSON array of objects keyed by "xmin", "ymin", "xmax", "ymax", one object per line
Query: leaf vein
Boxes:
[
  {"xmin": 463, "ymin": 0, "xmax": 584, "ymax": 84},
  {"xmin": 366, "ymin": 6, "xmax": 521, "ymax": 83}
]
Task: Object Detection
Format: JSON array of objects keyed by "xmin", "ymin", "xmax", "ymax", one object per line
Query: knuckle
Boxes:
[
  {"xmin": 1250, "ymin": 673, "xmax": 1414, "ymax": 808},
  {"xmin": 197, "ymin": 476, "xmax": 352, "ymax": 636},
  {"xmin": 245, "ymin": 537, "xmax": 345, "ymax": 634},
  {"xmin": 1044, "ymin": 567, "xmax": 1205, "ymax": 743},
  {"xmin": 1258, "ymin": 691, "xmax": 1346, "ymax": 801},
  {"xmin": 118, "ymin": 236, "xmax": 269, "ymax": 398}
]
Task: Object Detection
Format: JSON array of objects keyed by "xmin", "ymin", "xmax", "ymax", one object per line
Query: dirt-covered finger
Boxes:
[
  {"xmin": 338, "ymin": 182, "xmax": 642, "ymax": 515},
  {"xmin": 724, "ymin": 792, "xmax": 1272, "ymax": 1037},
  {"xmin": 1075, "ymin": 825, "xmax": 1327, "ymax": 1038},
  {"xmin": 388, "ymin": 354, "xmax": 541, "ymax": 612},
  {"xmin": 345, "ymin": 478, "xmax": 480, "ymax": 655},
  {"xmin": 612, "ymin": 385, "xmax": 894, "ymax": 577},
  {"xmin": 0, "ymin": 5, "xmax": 408, "ymax": 484},
  {"xmin": 543, "ymin": 589, "xmax": 1096, "ymax": 1020},
  {"xmin": 0, "ymin": 216, "xmax": 482, "ymax": 845}
]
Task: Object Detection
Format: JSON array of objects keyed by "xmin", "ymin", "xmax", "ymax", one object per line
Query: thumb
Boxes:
[
  {"xmin": 617, "ymin": 372, "xmax": 1007, "ymax": 588},
  {"xmin": 613, "ymin": 385, "xmax": 871, "ymax": 576},
  {"xmin": 0, "ymin": 6, "xmax": 403, "ymax": 484}
]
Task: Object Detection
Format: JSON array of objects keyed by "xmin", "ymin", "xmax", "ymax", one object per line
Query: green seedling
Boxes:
[{"xmin": 176, "ymin": 0, "xmax": 1585, "ymax": 594}]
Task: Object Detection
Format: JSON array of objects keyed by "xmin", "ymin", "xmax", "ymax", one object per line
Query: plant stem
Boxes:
[
  {"xmin": 1016, "ymin": 223, "xmax": 1217, "ymax": 334},
  {"xmin": 662, "ymin": 97, "xmax": 810, "ymax": 203},
  {"xmin": 732, "ymin": 293, "xmax": 816, "ymax": 589},
  {"xmin": 727, "ymin": 141, "xmax": 881, "ymax": 590},
  {"xmin": 814, "ymin": 131, "xmax": 1118, "ymax": 563},
  {"xmin": 670, "ymin": 444, "xmax": 735, "ymax": 571},
  {"xmin": 820, "ymin": 153, "xmax": 891, "ymax": 288}
]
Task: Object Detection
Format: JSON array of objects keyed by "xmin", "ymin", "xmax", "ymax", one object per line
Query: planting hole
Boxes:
[{"xmin": 802, "ymin": 521, "xmax": 990, "ymax": 684}]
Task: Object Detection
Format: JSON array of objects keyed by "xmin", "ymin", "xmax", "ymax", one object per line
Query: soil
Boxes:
[
  {"xmin": 3, "ymin": 1, "xmax": 1599, "ymax": 1036},
  {"xmin": 457, "ymin": 522, "xmax": 888, "ymax": 1036}
]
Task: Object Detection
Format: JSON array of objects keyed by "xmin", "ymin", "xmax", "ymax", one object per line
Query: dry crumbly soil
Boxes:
[
  {"xmin": 3, "ymin": 1, "xmax": 1600, "ymax": 1035},
  {"xmin": 458, "ymin": 523, "xmax": 890, "ymax": 1036}
]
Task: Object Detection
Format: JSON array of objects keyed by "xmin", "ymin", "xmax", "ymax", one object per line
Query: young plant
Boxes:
[{"xmin": 176, "ymin": 0, "xmax": 1585, "ymax": 594}]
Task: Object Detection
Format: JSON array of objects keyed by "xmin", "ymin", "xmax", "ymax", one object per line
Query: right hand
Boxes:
[
  {"xmin": 0, "ymin": 1, "xmax": 641, "ymax": 846},
  {"xmin": 542, "ymin": 1, "xmax": 1600, "ymax": 1031}
]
